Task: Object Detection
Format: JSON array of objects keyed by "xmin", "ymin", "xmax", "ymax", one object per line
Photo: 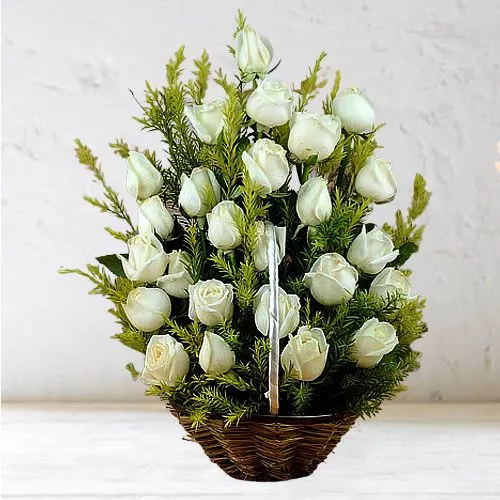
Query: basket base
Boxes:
[{"xmin": 173, "ymin": 412, "xmax": 356, "ymax": 482}]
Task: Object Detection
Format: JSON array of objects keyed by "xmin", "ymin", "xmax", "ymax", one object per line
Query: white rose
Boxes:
[
  {"xmin": 141, "ymin": 334, "xmax": 190, "ymax": 386},
  {"xmin": 126, "ymin": 151, "xmax": 163, "ymax": 200},
  {"xmin": 235, "ymin": 26, "xmax": 272, "ymax": 74},
  {"xmin": 198, "ymin": 332, "xmax": 236, "ymax": 375},
  {"xmin": 138, "ymin": 195, "xmax": 174, "ymax": 239},
  {"xmin": 304, "ymin": 253, "xmax": 358, "ymax": 306},
  {"xmin": 355, "ymin": 156, "xmax": 397, "ymax": 203},
  {"xmin": 138, "ymin": 210, "xmax": 153, "ymax": 235},
  {"xmin": 332, "ymin": 87, "xmax": 375, "ymax": 134},
  {"xmin": 156, "ymin": 250, "xmax": 193, "ymax": 299},
  {"xmin": 254, "ymin": 285, "xmax": 300, "ymax": 339},
  {"xmin": 184, "ymin": 98, "xmax": 226, "ymax": 144},
  {"xmin": 296, "ymin": 177, "xmax": 332, "ymax": 226},
  {"xmin": 123, "ymin": 287, "xmax": 171, "ymax": 332},
  {"xmin": 281, "ymin": 326, "xmax": 329, "ymax": 381},
  {"xmin": 253, "ymin": 222, "xmax": 286, "ymax": 272},
  {"xmin": 288, "ymin": 112, "xmax": 342, "ymax": 162},
  {"xmin": 350, "ymin": 318, "xmax": 398, "ymax": 368},
  {"xmin": 242, "ymin": 139, "xmax": 290, "ymax": 195},
  {"xmin": 347, "ymin": 226, "xmax": 399, "ymax": 275},
  {"xmin": 118, "ymin": 234, "xmax": 168, "ymax": 283},
  {"xmin": 178, "ymin": 167, "xmax": 221, "ymax": 218},
  {"xmin": 246, "ymin": 79, "xmax": 293, "ymax": 128},
  {"xmin": 206, "ymin": 201, "xmax": 244, "ymax": 251},
  {"xmin": 369, "ymin": 268, "xmax": 411, "ymax": 301},
  {"xmin": 188, "ymin": 279, "xmax": 234, "ymax": 326}
]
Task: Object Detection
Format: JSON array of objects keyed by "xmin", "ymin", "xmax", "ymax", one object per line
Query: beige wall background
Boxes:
[{"xmin": 2, "ymin": 0, "xmax": 500, "ymax": 402}]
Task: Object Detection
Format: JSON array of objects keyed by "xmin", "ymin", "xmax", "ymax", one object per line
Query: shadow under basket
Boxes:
[{"xmin": 172, "ymin": 410, "xmax": 357, "ymax": 481}]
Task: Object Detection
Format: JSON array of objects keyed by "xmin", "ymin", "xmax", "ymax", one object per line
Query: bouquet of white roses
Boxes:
[{"xmin": 62, "ymin": 11, "xmax": 431, "ymax": 481}]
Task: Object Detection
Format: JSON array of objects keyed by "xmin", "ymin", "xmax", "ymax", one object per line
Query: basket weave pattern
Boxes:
[{"xmin": 174, "ymin": 411, "xmax": 357, "ymax": 481}]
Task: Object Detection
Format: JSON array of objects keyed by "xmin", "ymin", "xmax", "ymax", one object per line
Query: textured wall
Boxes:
[{"xmin": 2, "ymin": 0, "xmax": 500, "ymax": 402}]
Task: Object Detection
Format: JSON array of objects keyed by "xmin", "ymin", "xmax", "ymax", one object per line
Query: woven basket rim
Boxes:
[
  {"xmin": 170, "ymin": 406, "xmax": 355, "ymax": 426},
  {"xmin": 249, "ymin": 413, "xmax": 352, "ymax": 424}
]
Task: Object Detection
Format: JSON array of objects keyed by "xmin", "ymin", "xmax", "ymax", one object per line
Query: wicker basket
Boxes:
[
  {"xmin": 172, "ymin": 226, "xmax": 356, "ymax": 481},
  {"xmin": 173, "ymin": 411, "xmax": 356, "ymax": 481}
]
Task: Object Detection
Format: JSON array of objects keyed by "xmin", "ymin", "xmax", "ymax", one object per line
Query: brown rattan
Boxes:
[{"xmin": 173, "ymin": 410, "xmax": 357, "ymax": 481}]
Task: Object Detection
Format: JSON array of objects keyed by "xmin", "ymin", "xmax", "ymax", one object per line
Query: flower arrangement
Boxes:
[{"xmin": 62, "ymin": 11, "xmax": 431, "ymax": 480}]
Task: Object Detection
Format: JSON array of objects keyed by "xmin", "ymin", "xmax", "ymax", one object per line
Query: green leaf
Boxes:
[
  {"xmin": 390, "ymin": 242, "xmax": 419, "ymax": 268},
  {"xmin": 96, "ymin": 254, "xmax": 127, "ymax": 277}
]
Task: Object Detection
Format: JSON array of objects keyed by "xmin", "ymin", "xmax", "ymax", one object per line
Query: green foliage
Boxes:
[
  {"xmin": 304, "ymin": 190, "xmax": 371, "ymax": 269},
  {"xmin": 409, "ymin": 173, "xmax": 432, "ymax": 221},
  {"xmin": 214, "ymin": 321, "xmax": 242, "ymax": 354},
  {"xmin": 63, "ymin": 12, "xmax": 432, "ymax": 426},
  {"xmin": 109, "ymin": 139, "xmax": 132, "ymax": 158},
  {"xmin": 322, "ymin": 69, "xmax": 342, "ymax": 115},
  {"xmin": 194, "ymin": 86, "xmax": 250, "ymax": 199},
  {"xmin": 182, "ymin": 220, "xmax": 206, "ymax": 282},
  {"xmin": 349, "ymin": 134, "xmax": 380, "ymax": 176},
  {"xmin": 213, "ymin": 68, "xmax": 233, "ymax": 94},
  {"xmin": 294, "ymin": 52, "xmax": 328, "ymax": 111},
  {"xmin": 384, "ymin": 173, "xmax": 432, "ymax": 256},
  {"xmin": 218, "ymin": 85, "xmax": 248, "ymax": 195},
  {"xmin": 335, "ymin": 133, "xmax": 380, "ymax": 196},
  {"xmin": 310, "ymin": 291, "xmax": 425, "ymax": 418},
  {"xmin": 186, "ymin": 50, "xmax": 211, "ymax": 104},
  {"xmin": 210, "ymin": 252, "xmax": 237, "ymax": 280},
  {"xmin": 270, "ymin": 122, "xmax": 290, "ymax": 150},
  {"xmin": 112, "ymin": 328, "xmax": 150, "ymax": 353},
  {"xmin": 103, "ymin": 227, "xmax": 130, "ymax": 242},
  {"xmin": 281, "ymin": 377, "xmax": 315, "ymax": 416},
  {"xmin": 386, "ymin": 297, "xmax": 428, "ymax": 345},
  {"xmin": 96, "ymin": 254, "xmax": 126, "ymax": 277},
  {"xmin": 390, "ymin": 242, "xmax": 419, "ymax": 268},
  {"xmin": 233, "ymin": 9, "xmax": 247, "ymax": 38},
  {"xmin": 233, "ymin": 258, "xmax": 260, "ymax": 311},
  {"xmin": 59, "ymin": 264, "xmax": 143, "ymax": 353},
  {"xmin": 125, "ymin": 362, "xmax": 140, "ymax": 380},
  {"xmin": 206, "ymin": 370, "xmax": 254, "ymax": 392},
  {"xmin": 164, "ymin": 317, "xmax": 204, "ymax": 355},
  {"xmin": 166, "ymin": 45, "xmax": 186, "ymax": 85},
  {"xmin": 154, "ymin": 373, "xmax": 259, "ymax": 428},
  {"xmin": 318, "ymin": 133, "xmax": 347, "ymax": 181},
  {"xmin": 205, "ymin": 176, "xmax": 267, "ymax": 314},
  {"xmin": 59, "ymin": 264, "xmax": 133, "ymax": 303},
  {"xmin": 191, "ymin": 386, "xmax": 256, "ymax": 426},
  {"xmin": 134, "ymin": 47, "xmax": 201, "ymax": 203},
  {"xmin": 74, "ymin": 140, "xmax": 136, "ymax": 238}
]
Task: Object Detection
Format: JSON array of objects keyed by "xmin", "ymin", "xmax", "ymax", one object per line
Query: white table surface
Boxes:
[{"xmin": 2, "ymin": 403, "xmax": 500, "ymax": 499}]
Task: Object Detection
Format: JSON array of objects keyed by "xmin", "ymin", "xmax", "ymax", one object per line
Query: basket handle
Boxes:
[{"xmin": 266, "ymin": 223, "xmax": 280, "ymax": 415}]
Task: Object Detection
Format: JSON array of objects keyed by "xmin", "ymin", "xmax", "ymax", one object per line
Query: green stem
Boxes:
[
  {"xmin": 299, "ymin": 163, "xmax": 314, "ymax": 184},
  {"xmin": 336, "ymin": 134, "xmax": 353, "ymax": 195},
  {"xmin": 228, "ymin": 250, "xmax": 236, "ymax": 270},
  {"xmin": 197, "ymin": 217, "xmax": 208, "ymax": 276}
]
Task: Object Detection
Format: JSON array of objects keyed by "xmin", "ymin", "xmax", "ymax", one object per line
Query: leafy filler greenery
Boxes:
[{"xmin": 61, "ymin": 11, "xmax": 431, "ymax": 427}]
